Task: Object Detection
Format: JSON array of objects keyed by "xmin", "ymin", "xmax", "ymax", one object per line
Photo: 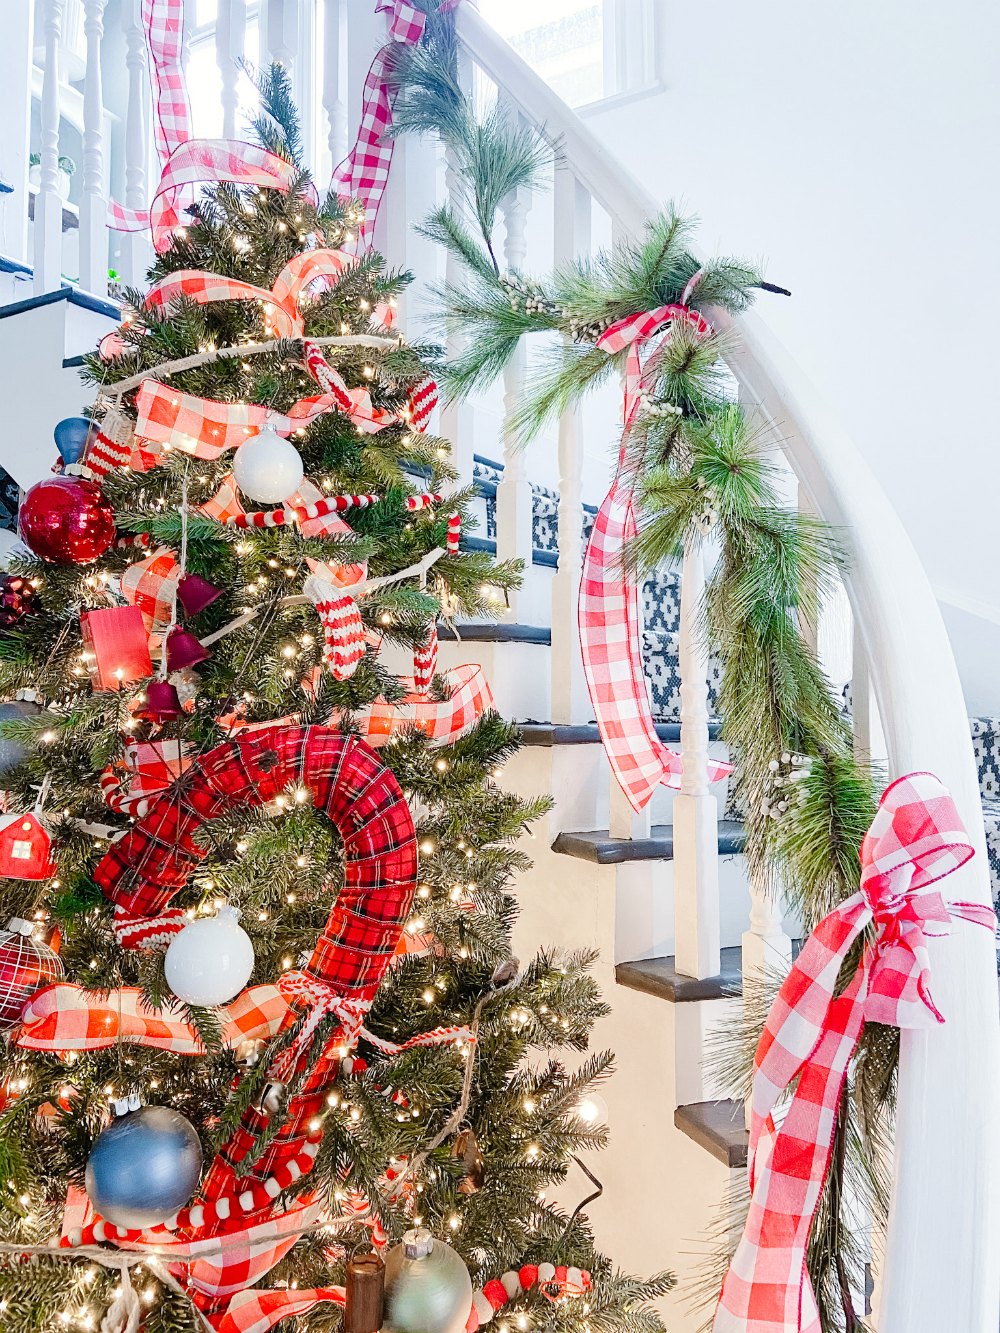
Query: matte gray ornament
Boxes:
[
  {"xmin": 382, "ymin": 1229, "xmax": 473, "ymax": 1333},
  {"xmin": 0, "ymin": 699, "xmax": 41, "ymax": 777},
  {"xmin": 85, "ymin": 1101, "xmax": 202, "ymax": 1229}
]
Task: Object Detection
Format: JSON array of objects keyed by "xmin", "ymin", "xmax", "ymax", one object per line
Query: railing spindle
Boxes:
[
  {"xmin": 119, "ymin": 0, "xmax": 151, "ymax": 288},
  {"xmin": 79, "ymin": 0, "xmax": 108, "ymax": 296},
  {"xmin": 321, "ymin": 0, "xmax": 347, "ymax": 180},
  {"xmin": 216, "ymin": 0, "xmax": 246, "ymax": 140},
  {"xmin": 550, "ymin": 163, "xmax": 591, "ymax": 724},
  {"xmin": 35, "ymin": 0, "xmax": 65, "ymax": 295},
  {"xmin": 672, "ymin": 536, "xmax": 721, "ymax": 980},
  {"xmin": 495, "ymin": 107, "xmax": 534, "ymax": 622}
]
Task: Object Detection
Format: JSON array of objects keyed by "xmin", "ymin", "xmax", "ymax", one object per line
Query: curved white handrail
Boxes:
[{"xmin": 456, "ymin": 7, "xmax": 1000, "ymax": 1330}]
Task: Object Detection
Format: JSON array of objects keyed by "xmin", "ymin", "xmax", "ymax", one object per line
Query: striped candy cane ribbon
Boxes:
[
  {"xmin": 581, "ymin": 306, "xmax": 731, "ymax": 812},
  {"xmin": 332, "ymin": 0, "xmax": 461, "ymax": 239},
  {"xmin": 713, "ymin": 772, "xmax": 995, "ymax": 1333}
]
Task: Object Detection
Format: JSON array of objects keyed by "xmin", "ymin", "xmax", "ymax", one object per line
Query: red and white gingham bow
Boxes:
[
  {"xmin": 581, "ymin": 307, "xmax": 731, "ymax": 812},
  {"xmin": 713, "ymin": 772, "xmax": 995, "ymax": 1333},
  {"xmin": 348, "ymin": 663, "xmax": 494, "ymax": 746},
  {"xmin": 332, "ymin": 0, "xmax": 461, "ymax": 239}
]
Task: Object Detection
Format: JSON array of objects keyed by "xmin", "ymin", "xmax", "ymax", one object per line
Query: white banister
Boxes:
[
  {"xmin": 550, "ymin": 164, "xmax": 592, "ymax": 725},
  {"xmin": 35, "ymin": 0, "xmax": 66, "ymax": 296},
  {"xmin": 672, "ymin": 537, "xmax": 721, "ymax": 980},
  {"xmin": 449, "ymin": 17, "xmax": 1000, "ymax": 1324},
  {"xmin": 216, "ymin": 0, "xmax": 246, "ymax": 141},
  {"xmin": 79, "ymin": 0, "xmax": 108, "ymax": 296},
  {"xmin": 494, "ymin": 115, "xmax": 534, "ymax": 621},
  {"xmin": 120, "ymin": 0, "xmax": 151, "ymax": 288},
  {"xmin": 321, "ymin": 0, "xmax": 347, "ymax": 178},
  {"xmin": 0, "ymin": 5, "xmax": 34, "ymax": 268}
]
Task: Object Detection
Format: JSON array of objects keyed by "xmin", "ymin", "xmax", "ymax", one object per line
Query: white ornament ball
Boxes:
[
  {"xmin": 232, "ymin": 427, "xmax": 304, "ymax": 504},
  {"xmin": 164, "ymin": 906, "xmax": 255, "ymax": 1007}
]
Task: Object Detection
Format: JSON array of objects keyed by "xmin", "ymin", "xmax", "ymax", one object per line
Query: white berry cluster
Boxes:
[
  {"xmin": 638, "ymin": 390, "xmax": 683, "ymax": 419},
  {"xmin": 761, "ymin": 751, "xmax": 813, "ymax": 820},
  {"xmin": 693, "ymin": 475, "xmax": 719, "ymax": 531},
  {"xmin": 567, "ymin": 315, "xmax": 615, "ymax": 344},
  {"xmin": 499, "ymin": 271, "xmax": 561, "ymax": 318}
]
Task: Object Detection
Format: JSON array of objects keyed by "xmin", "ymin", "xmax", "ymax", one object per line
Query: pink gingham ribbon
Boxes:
[
  {"xmin": 108, "ymin": 0, "xmax": 312, "ymax": 248},
  {"xmin": 713, "ymin": 772, "xmax": 994, "ymax": 1333},
  {"xmin": 332, "ymin": 0, "xmax": 461, "ymax": 238},
  {"xmin": 581, "ymin": 307, "xmax": 731, "ymax": 811}
]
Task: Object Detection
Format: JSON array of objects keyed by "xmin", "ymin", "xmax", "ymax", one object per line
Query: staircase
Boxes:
[{"xmin": 0, "ymin": 2, "xmax": 998, "ymax": 1329}]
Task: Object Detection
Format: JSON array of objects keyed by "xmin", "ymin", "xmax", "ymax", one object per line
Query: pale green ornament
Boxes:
[{"xmin": 382, "ymin": 1229, "xmax": 473, "ymax": 1333}]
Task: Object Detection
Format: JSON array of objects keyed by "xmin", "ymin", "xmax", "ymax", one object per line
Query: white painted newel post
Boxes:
[
  {"xmin": 550, "ymin": 163, "xmax": 592, "ymax": 724},
  {"xmin": 35, "ymin": 0, "xmax": 66, "ymax": 296},
  {"xmin": 79, "ymin": 0, "xmax": 109, "ymax": 296},
  {"xmin": 495, "ymin": 108, "xmax": 534, "ymax": 622},
  {"xmin": 672, "ymin": 537, "xmax": 721, "ymax": 980}
]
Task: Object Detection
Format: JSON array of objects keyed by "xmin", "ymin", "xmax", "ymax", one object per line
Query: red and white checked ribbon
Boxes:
[
  {"xmin": 100, "ymin": 738, "xmax": 191, "ymax": 817},
  {"xmin": 107, "ymin": 0, "xmax": 311, "ymax": 248},
  {"xmin": 119, "ymin": 546, "xmax": 179, "ymax": 632},
  {"xmin": 582, "ymin": 306, "xmax": 731, "ymax": 812},
  {"xmin": 349, "ymin": 663, "xmax": 493, "ymax": 746},
  {"xmin": 713, "ymin": 772, "xmax": 995, "ymax": 1333},
  {"xmin": 302, "ymin": 574, "xmax": 366, "ymax": 681},
  {"xmin": 332, "ymin": 0, "xmax": 461, "ymax": 239}
]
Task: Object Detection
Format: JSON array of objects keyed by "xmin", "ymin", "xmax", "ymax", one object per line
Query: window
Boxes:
[
  {"xmin": 478, "ymin": 0, "xmax": 657, "ymax": 107},
  {"xmin": 479, "ymin": 0, "xmax": 603, "ymax": 106}
]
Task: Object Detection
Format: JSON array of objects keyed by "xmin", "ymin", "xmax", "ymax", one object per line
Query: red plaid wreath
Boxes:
[{"xmin": 92, "ymin": 725, "xmax": 417, "ymax": 1242}]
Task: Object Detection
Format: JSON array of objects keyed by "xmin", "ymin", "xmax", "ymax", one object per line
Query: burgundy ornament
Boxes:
[
  {"xmin": 165, "ymin": 627, "xmax": 210, "ymax": 673},
  {"xmin": 0, "ymin": 574, "xmax": 39, "ymax": 629},
  {"xmin": 18, "ymin": 476, "xmax": 115, "ymax": 566},
  {"xmin": 176, "ymin": 572, "xmax": 222, "ymax": 618},
  {"xmin": 138, "ymin": 680, "xmax": 184, "ymax": 722}
]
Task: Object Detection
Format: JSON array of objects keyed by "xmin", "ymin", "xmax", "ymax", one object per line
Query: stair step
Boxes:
[
  {"xmin": 552, "ymin": 819, "xmax": 745, "ymax": 865},
  {"xmin": 674, "ymin": 1100, "xmax": 748, "ymax": 1168},
  {"xmin": 518, "ymin": 721, "xmax": 723, "ymax": 745},
  {"xmin": 615, "ymin": 946, "xmax": 743, "ymax": 1003},
  {"xmin": 439, "ymin": 623, "xmax": 550, "ymax": 645}
]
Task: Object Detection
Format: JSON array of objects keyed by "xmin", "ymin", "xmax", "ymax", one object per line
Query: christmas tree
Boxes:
[{"xmin": 0, "ymin": 70, "xmax": 671, "ymax": 1333}]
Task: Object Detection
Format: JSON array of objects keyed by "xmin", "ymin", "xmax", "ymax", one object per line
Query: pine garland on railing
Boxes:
[{"xmin": 398, "ymin": 8, "xmax": 894, "ymax": 1327}]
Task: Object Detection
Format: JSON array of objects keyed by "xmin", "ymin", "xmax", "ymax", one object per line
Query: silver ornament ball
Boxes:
[
  {"xmin": 382, "ymin": 1229, "xmax": 473, "ymax": 1333},
  {"xmin": 85, "ymin": 1102, "xmax": 202, "ymax": 1230}
]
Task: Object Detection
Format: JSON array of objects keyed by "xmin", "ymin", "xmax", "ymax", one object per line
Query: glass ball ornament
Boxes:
[
  {"xmin": 382, "ymin": 1229, "xmax": 473, "ymax": 1333},
  {"xmin": 164, "ymin": 905, "xmax": 255, "ymax": 1007},
  {"xmin": 0, "ymin": 696, "xmax": 42, "ymax": 777},
  {"xmin": 0, "ymin": 917, "xmax": 64, "ymax": 1030},
  {"xmin": 85, "ymin": 1098, "xmax": 202, "ymax": 1230},
  {"xmin": 18, "ymin": 475, "xmax": 115, "ymax": 565},
  {"xmin": 0, "ymin": 574, "xmax": 39, "ymax": 630},
  {"xmin": 232, "ymin": 427, "xmax": 304, "ymax": 504}
]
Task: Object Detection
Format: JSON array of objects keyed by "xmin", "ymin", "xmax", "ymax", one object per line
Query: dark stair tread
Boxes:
[
  {"xmin": 674, "ymin": 1100, "xmax": 748, "ymax": 1168},
  {"xmin": 437, "ymin": 623, "xmax": 551, "ymax": 645},
  {"xmin": 552, "ymin": 820, "xmax": 745, "ymax": 865},
  {"xmin": 518, "ymin": 721, "xmax": 723, "ymax": 745},
  {"xmin": 615, "ymin": 947, "xmax": 744, "ymax": 1002}
]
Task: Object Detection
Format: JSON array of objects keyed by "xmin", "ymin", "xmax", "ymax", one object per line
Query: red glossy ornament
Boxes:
[
  {"xmin": 18, "ymin": 476, "xmax": 115, "ymax": 566},
  {"xmin": 176, "ymin": 572, "xmax": 222, "ymax": 617},
  {"xmin": 138, "ymin": 680, "xmax": 184, "ymax": 722},
  {"xmin": 165, "ymin": 627, "xmax": 210, "ymax": 672}
]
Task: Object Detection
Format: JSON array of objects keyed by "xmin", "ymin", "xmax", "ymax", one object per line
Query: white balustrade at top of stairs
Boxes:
[{"xmin": 453, "ymin": 7, "xmax": 1000, "ymax": 1331}]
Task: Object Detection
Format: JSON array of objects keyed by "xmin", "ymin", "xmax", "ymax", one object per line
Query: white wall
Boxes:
[{"xmin": 579, "ymin": 0, "xmax": 1000, "ymax": 715}]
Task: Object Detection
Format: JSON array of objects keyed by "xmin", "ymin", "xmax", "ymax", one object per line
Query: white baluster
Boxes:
[
  {"xmin": 437, "ymin": 46, "xmax": 476, "ymax": 481},
  {"xmin": 217, "ymin": 0, "xmax": 246, "ymax": 141},
  {"xmin": 741, "ymin": 872, "xmax": 792, "ymax": 1112},
  {"xmin": 119, "ymin": 0, "xmax": 151, "ymax": 288},
  {"xmin": 79, "ymin": 0, "xmax": 108, "ymax": 296},
  {"xmin": 0, "ymin": 4, "xmax": 34, "ymax": 267},
  {"xmin": 322, "ymin": 0, "xmax": 347, "ymax": 180},
  {"xmin": 550, "ymin": 164, "xmax": 592, "ymax": 724},
  {"xmin": 495, "ymin": 109, "xmax": 534, "ymax": 623},
  {"xmin": 35, "ymin": 0, "xmax": 65, "ymax": 295},
  {"xmin": 264, "ymin": 0, "xmax": 297, "ymax": 74},
  {"xmin": 672, "ymin": 537, "xmax": 721, "ymax": 980}
]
